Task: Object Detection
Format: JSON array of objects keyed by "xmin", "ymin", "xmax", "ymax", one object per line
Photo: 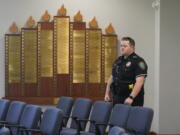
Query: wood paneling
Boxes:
[
  {"xmin": 8, "ymin": 83, "xmax": 21, "ymax": 97},
  {"xmin": 71, "ymin": 83, "xmax": 85, "ymax": 97},
  {"xmin": 39, "ymin": 77, "xmax": 54, "ymax": 96},
  {"xmin": 24, "ymin": 83, "xmax": 37, "ymax": 96},
  {"xmin": 56, "ymin": 74, "xmax": 70, "ymax": 96}
]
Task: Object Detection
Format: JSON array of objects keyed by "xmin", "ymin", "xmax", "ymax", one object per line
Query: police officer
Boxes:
[{"xmin": 104, "ymin": 37, "xmax": 148, "ymax": 106}]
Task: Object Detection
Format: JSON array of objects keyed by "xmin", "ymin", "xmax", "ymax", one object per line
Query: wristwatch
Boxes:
[{"xmin": 129, "ymin": 95, "xmax": 134, "ymax": 100}]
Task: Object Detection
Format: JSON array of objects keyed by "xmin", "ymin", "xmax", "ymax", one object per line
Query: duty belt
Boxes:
[{"xmin": 113, "ymin": 80, "xmax": 135, "ymax": 90}]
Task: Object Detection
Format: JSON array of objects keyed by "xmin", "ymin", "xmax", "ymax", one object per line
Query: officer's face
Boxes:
[{"xmin": 120, "ymin": 40, "xmax": 134, "ymax": 56}]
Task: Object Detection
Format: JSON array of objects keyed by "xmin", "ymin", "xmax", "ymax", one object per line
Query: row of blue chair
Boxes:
[
  {"xmin": 57, "ymin": 97, "xmax": 112, "ymax": 135},
  {"xmin": 108, "ymin": 106, "xmax": 154, "ymax": 135},
  {"xmin": 56, "ymin": 96, "xmax": 154, "ymax": 135},
  {"xmin": 0, "ymin": 99, "xmax": 64, "ymax": 135},
  {"xmin": 0, "ymin": 97, "xmax": 154, "ymax": 135},
  {"xmin": 0, "ymin": 97, "xmax": 110, "ymax": 135}
]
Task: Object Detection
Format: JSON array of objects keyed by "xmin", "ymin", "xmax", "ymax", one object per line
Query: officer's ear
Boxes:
[
  {"xmin": 133, "ymin": 46, "xmax": 135, "ymax": 50},
  {"xmin": 130, "ymin": 44, "xmax": 135, "ymax": 50}
]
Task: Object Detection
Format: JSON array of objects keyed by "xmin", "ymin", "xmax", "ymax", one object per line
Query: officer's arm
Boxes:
[
  {"xmin": 130, "ymin": 76, "xmax": 145, "ymax": 98},
  {"xmin": 104, "ymin": 75, "xmax": 113, "ymax": 101}
]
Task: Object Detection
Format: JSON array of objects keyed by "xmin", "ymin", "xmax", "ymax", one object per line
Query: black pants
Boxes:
[{"xmin": 112, "ymin": 95, "xmax": 144, "ymax": 106}]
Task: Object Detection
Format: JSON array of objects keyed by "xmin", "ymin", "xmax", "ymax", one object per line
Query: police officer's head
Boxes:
[{"xmin": 120, "ymin": 37, "xmax": 135, "ymax": 57}]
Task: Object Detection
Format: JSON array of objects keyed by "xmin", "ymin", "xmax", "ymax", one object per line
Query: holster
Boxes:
[{"xmin": 110, "ymin": 80, "xmax": 135, "ymax": 96}]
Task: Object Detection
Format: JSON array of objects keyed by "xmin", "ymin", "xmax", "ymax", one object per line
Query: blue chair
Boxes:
[
  {"xmin": 80, "ymin": 101, "xmax": 113, "ymax": 135},
  {"xmin": 94, "ymin": 104, "xmax": 130, "ymax": 135},
  {"xmin": 0, "ymin": 101, "xmax": 26, "ymax": 125},
  {"xmin": 125, "ymin": 107, "xmax": 154, "ymax": 135},
  {"xmin": 60, "ymin": 98, "xmax": 92, "ymax": 135},
  {"xmin": 4, "ymin": 101, "xmax": 26, "ymax": 125},
  {"xmin": 108, "ymin": 104, "xmax": 130, "ymax": 129},
  {"xmin": 56, "ymin": 96, "xmax": 73, "ymax": 126},
  {"xmin": 0, "ymin": 99, "xmax": 10, "ymax": 121},
  {"xmin": 20, "ymin": 105, "xmax": 41, "ymax": 128},
  {"xmin": 0, "ymin": 101, "xmax": 26, "ymax": 135},
  {"xmin": 20, "ymin": 108, "xmax": 64, "ymax": 135},
  {"xmin": 8, "ymin": 104, "xmax": 42, "ymax": 135},
  {"xmin": 109, "ymin": 107, "xmax": 154, "ymax": 135}
]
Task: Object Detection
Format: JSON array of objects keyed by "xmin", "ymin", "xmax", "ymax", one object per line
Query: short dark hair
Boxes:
[{"xmin": 121, "ymin": 37, "xmax": 135, "ymax": 46}]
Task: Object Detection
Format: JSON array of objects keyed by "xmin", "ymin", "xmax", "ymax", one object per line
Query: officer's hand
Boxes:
[
  {"xmin": 104, "ymin": 93, "xmax": 111, "ymax": 102},
  {"xmin": 124, "ymin": 97, "xmax": 133, "ymax": 105}
]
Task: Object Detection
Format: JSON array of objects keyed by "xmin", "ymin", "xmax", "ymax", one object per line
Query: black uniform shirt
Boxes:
[{"xmin": 111, "ymin": 52, "xmax": 148, "ymax": 97}]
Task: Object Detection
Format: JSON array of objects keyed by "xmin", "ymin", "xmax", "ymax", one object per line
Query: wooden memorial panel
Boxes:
[
  {"xmin": 70, "ymin": 22, "xmax": 86, "ymax": 97},
  {"xmin": 54, "ymin": 16, "xmax": 70, "ymax": 96},
  {"xmin": 22, "ymin": 28, "xmax": 38, "ymax": 96},
  {"xmin": 5, "ymin": 34, "xmax": 21, "ymax": 97},
  {"xmin": 38, "ymin": 22, "xmax": 54, "ymax": 97}
]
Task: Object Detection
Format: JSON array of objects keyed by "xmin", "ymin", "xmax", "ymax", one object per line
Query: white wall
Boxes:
[
  {"xmin": 159, "ymin": 0, "xmax": 180, "ymax": 134},
  {"xmin": 0, "ymin": 0, "xmax": 157, "ymax": 131}
]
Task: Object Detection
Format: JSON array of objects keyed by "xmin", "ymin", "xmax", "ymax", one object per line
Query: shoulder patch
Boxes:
[
  {"xmin": 138, "ymin": 61, "xmax": 146, "ymax": 70},
  {"xmin": 133, "ymin": 55, "xmax": 138, "ymax": 59}
]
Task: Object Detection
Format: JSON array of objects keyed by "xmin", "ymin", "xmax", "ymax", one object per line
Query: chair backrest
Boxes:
[
  {"xmin": 56, "ymin": 96, "xmax": 73, "ymax": 126},
  {"xmin": 40, "ymin": 108, "xmax": 64, "ymax": 135},
  {"xmin": 56, "ymin": 96, "xmax": 73, "ymax": 116},
  {"xmin": 70, "ymin": 98, "xmax": 92, "ymax": 130},
  {"xmin": 126, "ymin": 107, "xmax": 154, "ymax": 135},
  {"xmin": 5, "ymin": 101, "xmax": 26, "ymax": 124},
  {"xmin": 109, "ymin": 104, "xmax": 130, "ymax": 128},
  {"xmin": 89, "ymin": 101, "xmax": 112, "ymax": 135},
  {"xmin": 20, "ymin": 104, "xmax": 42, "ymax": 129},
  {"xmin": 0, "ymin": 99, "xmax": 10, "ymax": 121}
]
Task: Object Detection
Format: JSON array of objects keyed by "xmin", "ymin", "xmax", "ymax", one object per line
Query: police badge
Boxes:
[{"xmin": 126, "ymin": 61, "xmax": 131, "ymax": 67}]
